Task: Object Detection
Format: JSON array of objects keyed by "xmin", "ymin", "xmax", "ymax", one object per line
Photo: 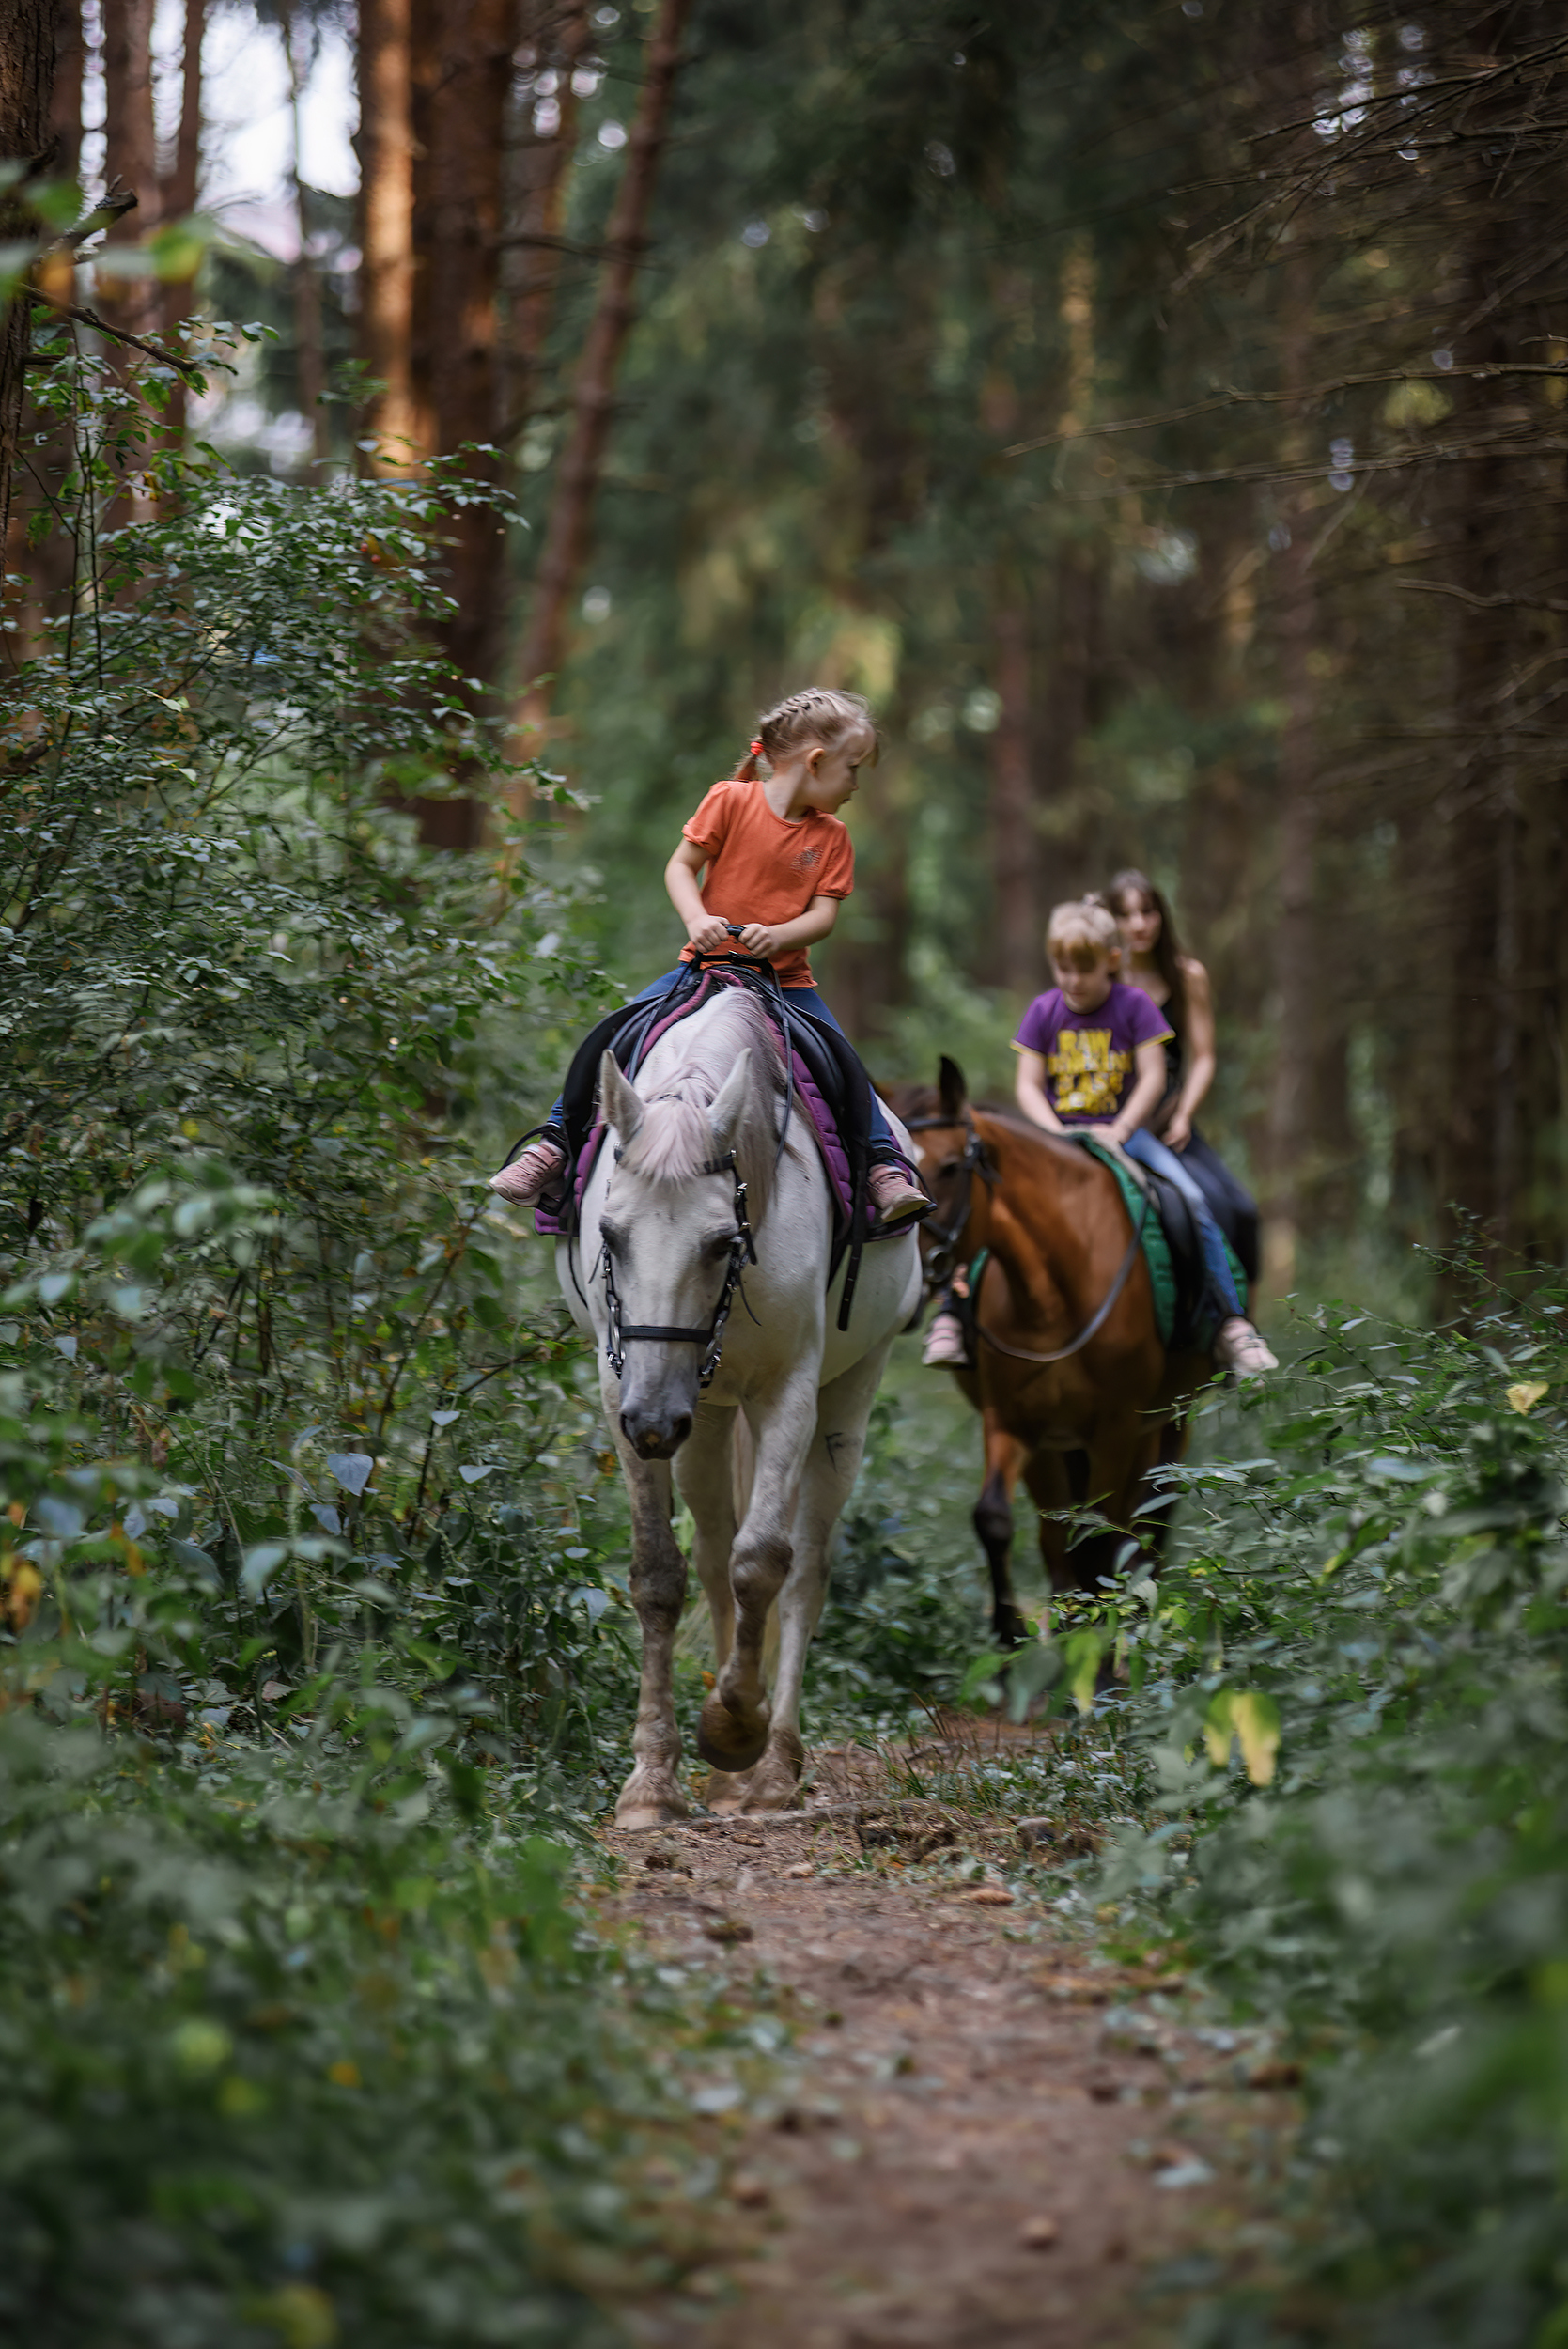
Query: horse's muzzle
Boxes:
[{"xmin": 620, "ymin": 1408, "xmax": 692, "ymax": 1461}]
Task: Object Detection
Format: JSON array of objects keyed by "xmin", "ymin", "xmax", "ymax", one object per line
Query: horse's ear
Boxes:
[
  {"xmin": 707, "ymin": 1049, "xmax": 752, "ymax": 1155},
  {"xmin": 598, "ymin": 1050, "xmax": 644, "ymax": 1146},
  {"xmin": 938, "ymin": 1055, "xmax": 968, "ymax": 1120}
]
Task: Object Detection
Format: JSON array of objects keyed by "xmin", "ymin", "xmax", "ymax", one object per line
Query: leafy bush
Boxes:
[
  {"xmin": 1074, "ymin": 1283, "xmax": 1568, "ymax": 2345},
  {"xmin": 0, "ymin": 339, "xmax": 748, "ymax": 2343}
]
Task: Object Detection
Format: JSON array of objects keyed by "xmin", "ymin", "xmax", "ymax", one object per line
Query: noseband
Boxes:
[{"xmin": 598, "ymin": 1146, "xmax": 758, "ymax": 1390}]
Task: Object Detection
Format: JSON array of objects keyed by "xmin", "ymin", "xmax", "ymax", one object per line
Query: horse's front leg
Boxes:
[
  {"xmin": 611, "ymin": 1401, "xmax": 691, "ymax": 1832},
  {"xmin": 737, "ymin": 1343, "xmax": 894, "ymax": 1812},
  {"xmin": 697, "ymin": 1372, "xmax": 817, "ymax": 1774},
  {"xmin": 975, "ymin": 1406, "xmax": 1032, "ymax": 1648}
]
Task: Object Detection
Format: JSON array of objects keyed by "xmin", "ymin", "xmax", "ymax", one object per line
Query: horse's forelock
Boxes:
[{"xmin": 618, "ymin": 992, "xmax": 783, "ymax": 1203}]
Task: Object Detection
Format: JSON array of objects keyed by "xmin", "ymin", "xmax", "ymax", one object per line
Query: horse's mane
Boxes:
[{"xmin": 619, "ymin": 988, "xmax": 785, "ymax": 1214}]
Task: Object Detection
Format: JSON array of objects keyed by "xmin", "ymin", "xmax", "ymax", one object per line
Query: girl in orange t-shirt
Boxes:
[{"xmin": 492, "ymin": 690, "xmax": 928, "ymax": 1229}]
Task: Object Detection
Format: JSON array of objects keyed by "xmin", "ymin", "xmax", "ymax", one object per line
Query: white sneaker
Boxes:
[
  {"xmin": 1214, "ymin": 1317, "xmax": 1278, "ymax": 1377},
  {"xmin": 489, "ymin": 1140, "xmax": 567, "ymax": 1206}
]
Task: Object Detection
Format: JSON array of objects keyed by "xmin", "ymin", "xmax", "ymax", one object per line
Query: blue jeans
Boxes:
[
  {"xmin": 1122, "ymin": 1128, "xmax": 1245, "ymax": 1319},
  {"xmin": 546, "ymin": 967, "xmax": 898, "ymax": 1156}
]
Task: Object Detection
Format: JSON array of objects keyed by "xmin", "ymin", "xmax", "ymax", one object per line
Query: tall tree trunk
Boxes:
[
  {"xmin": 101, "ymin": 0, "xmax": 158, "ymax": 336},
  {"xmin": 0, "ymin": 0, "xmax": 57, "ymax": 553},
  {"xmin": 1435, "ymin": 15, "xmax": 1529, "ymax": 1282},
  {"xmin": 424, "ymin": 0, "xmax": 509, "ymax": 677},
  {"xmin": 1262, "ymin": 7, "xmax": 1325, "ymax": 1294},
  {"xmin": 357, "ymin": 0, "xmax": 421, "ymax": 468},
  {"xmin": 990, "ymin": 583, "xmax": 1037, "ymax": 995},
  {"xmin": 160, "ymin": 0, "xmax": 202, "ymax": 440},
  {"xmin": 50, "ymin": 0, "xmax": 82, "ymax": 185},
  {"xmin": 1263, "ymin": 254, "xmax": 1318, "ymax": 1296},
  {"xmin": 505, "ymin": 0, "xmax": 589, "ymax": 426},
  {"xmin": 510, "ymin": 0, "xmax": 691, "ymax": 801},
  {"xmin": 282, "ymin": 4, "xmax": 327, "ymax": 471}
]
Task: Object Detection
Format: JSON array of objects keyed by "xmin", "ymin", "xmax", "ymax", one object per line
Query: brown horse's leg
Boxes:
[
  {"xmin": 1021, "ymin": 1449, "xmax": 1077, "ymax": 1623},
  {"xmin": 974, "ymin": 1411, "xmax": 1031, "ymax": 1649}
]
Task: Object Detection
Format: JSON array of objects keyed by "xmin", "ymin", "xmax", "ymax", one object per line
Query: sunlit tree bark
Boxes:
[{"xmin": 357, "ymin": 0, "xmax": 420, "ymax": 467}]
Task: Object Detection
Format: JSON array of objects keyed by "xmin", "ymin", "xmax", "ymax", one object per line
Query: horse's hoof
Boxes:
[
  {"xmin": 614, "ymin": 1777, "xmax": 691, "ymax": 1831},
  {"xmin": 697, "ymin": 1689, "xmax": 770, "ymax": 1773},
  {"xmin": 736, "ymin": 1735, "xmax": 805, "ymax": 1812},
  {"xmin": 703, "ymin": 1766, "xmax": 755, "ymax": 1812}
]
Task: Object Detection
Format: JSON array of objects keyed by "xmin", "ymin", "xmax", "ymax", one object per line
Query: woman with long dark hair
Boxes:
[{"xmin": 1103, "ymin": 868, "xmax": 1260, "ymax": 1287}]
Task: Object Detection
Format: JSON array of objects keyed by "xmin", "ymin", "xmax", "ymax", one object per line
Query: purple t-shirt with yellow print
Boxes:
[{"xmin": 1013, "ymin": 980, "xmax": 1173, "ymax": 1126}]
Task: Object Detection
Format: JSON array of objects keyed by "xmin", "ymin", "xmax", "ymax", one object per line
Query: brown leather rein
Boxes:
[{"xmin": 904, "ymin": 1109, "xmax": 1149, "ymax": 1368}]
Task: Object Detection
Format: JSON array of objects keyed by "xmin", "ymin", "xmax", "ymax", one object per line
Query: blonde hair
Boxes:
[
  {"xmin": 1047, "ymin": 898, "xmax": 1121, "ymax": 968},
  {"xmin": 734, "ymin": 689, "xmax": 880, "ymax": 782}
]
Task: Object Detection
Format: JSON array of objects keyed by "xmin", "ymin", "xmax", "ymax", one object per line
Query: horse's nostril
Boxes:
[{"xmin": 620, "ymin": 1410, "xmax": 692, "ymax": 1460}]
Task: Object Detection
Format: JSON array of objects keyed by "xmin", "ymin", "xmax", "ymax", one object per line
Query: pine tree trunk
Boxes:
[
  {"xmin": 510, "ymin": 0, "xmax": 691, "ymax": 794},
  {"xmin": 282, "ymin": 5, "xmax": 328, "ymax": 470},
  {"xmin": 1262, "ymin": 5, "xmax": 1324, "ymax": 1296},
  {"xmin": 424, "ymin": 0, "xmax": 509, "ymax": 678},
  {"xmin": 160, "ymin": 0, "xmax": 202, "ymax": 440},
  {"xmin": 0, "ymin": 0, "xmax": 57, "ymax": 551},
  {"xmin": 101, "ymin": 0, "xmax": 158, "ymax": 336},
  {"xmin": 505, "ymin": 0, "xmax": 589, "ymax": 424},
  {"xmin": 357, "ymin": 0, "xmax": 421, "ymax": 467},
  {"xmin": 50, "ymin": 0, "xmax": 82, "ymax": 184}
]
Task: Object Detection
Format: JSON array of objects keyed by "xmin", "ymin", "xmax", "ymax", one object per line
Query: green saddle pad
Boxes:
[{"xmin": 1070, "ymin": 1135, "xmax": 1246, "ymax": 1353}]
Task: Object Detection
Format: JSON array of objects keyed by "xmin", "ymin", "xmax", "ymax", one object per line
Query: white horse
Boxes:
[{"xmin": 557, "ymin": 987, "xmax": 922, "ymax": 1829}]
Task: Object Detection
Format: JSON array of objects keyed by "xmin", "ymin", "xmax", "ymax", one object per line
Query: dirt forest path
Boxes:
[{"xmin": 608, "ymin": 1743, "xmax": 1297, "ymax": 2349}]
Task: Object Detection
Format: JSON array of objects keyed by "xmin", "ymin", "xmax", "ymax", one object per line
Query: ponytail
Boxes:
[{"xmin": 732, "ymin": 690, "xmax": 879, "ymax": 785}]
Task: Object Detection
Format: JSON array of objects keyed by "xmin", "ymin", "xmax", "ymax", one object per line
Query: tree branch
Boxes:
[{"xmin": 26, "ymin": 292, "xmax": 207, "ymax": 381}]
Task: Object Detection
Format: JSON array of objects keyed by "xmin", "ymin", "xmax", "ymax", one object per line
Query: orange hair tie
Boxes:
[{"xmin": 750, "ymin": 738, "xmax": 764, "ymax": 757}]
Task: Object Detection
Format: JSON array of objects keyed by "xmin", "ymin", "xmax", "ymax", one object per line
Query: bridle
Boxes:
[
  {"xmin": 904, "ymin": 1107, "xmax": 997, "ymax": 1286},
  {"xmin": 906, "ymin": 1107, "xmax": 1149, "ymax": 1368},
  {"xmin": 597, "ymin": 1145, "xmax": 758, "ymax": 1391}
]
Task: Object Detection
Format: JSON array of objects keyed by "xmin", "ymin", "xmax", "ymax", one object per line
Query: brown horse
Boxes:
[{"xmin": 887, "ymin": 1058, "xmax": 1209, "ymax": 1646}]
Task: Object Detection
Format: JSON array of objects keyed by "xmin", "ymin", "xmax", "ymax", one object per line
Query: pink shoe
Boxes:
[
  {"xmin": 489, "ymin": 1140, "xmax": 567, "ymax": 1206},
  {"xmin": 868, "ymin": 1164, "xmax": 930, "ymax": 1232},
  {"xmin": 922, "ymin": 1310, "xmax": 971, "ymax": 1369}
]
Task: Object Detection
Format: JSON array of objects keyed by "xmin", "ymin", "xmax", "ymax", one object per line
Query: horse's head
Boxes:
[
  {"xmin": 597, "ymin": 1045, "xmax": 756, "ymax": 1460},
  {"xmin": 891, "ymin": 1057, "xmax": 984, "ymax": 1285}
]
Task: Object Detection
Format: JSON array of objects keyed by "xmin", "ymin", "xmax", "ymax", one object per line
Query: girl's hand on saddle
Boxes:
[
  {"xmin": 687, "ymin": 912, "xmax": 737, "ymax": 953},
  {"xmin": 735, "ymin": 922, "xmax": 779, "ymax": 959}
]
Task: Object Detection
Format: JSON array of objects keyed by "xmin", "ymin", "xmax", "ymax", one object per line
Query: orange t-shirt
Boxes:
[{"xmin": 678, "ymin": 778, "xmax": 855, "ymax": 988}]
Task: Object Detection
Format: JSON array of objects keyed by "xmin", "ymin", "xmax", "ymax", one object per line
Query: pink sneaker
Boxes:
[
  {"xmin": 868, "ymin": 1164, "xmax": 930, "ymax": 1232},
  {"xmin": 922, "ymin": 1309, "xmax": 971, "ymax": 1369},
  {"xmin": 489, "ymin": 1140, "xmax": 567, "ymax": 1206}
]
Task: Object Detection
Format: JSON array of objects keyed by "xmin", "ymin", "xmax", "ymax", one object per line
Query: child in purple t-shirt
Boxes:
[{"xmin": 924, "ymin": 899, "xmax": 1276, "ymax": 1377}]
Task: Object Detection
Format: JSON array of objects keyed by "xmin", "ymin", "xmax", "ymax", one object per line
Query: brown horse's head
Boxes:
[{"xmin": 884, "ymin": 1058, "xmax": 984, "ymax": 1285}]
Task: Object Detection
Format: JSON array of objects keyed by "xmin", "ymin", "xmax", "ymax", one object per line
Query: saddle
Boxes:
[
  {"xmin": 1070, "ymin": 1137, "xmax": 1246, "ymax": 1356},
  {"xmin": 523, "ymin": 959, "xmax": 895, "ymax": 1330}
]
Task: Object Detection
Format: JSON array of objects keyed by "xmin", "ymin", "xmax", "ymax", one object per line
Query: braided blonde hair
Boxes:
[{"xmin": 734, "ymin": 689, "xmax": 879, "ymax": 782}]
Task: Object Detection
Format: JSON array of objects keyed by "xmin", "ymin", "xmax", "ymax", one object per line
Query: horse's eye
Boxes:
[
  {"xmin": 704, "ymin": 1233, "xmax": 734, "ymax": 1261},
  {"xmin": 600, "ymin": 1221, "xmax": 623, "ymax": 1254},
  {"xmin": 937, "ymin": 1157, "xmax": 961, "ymax": 1176}
]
